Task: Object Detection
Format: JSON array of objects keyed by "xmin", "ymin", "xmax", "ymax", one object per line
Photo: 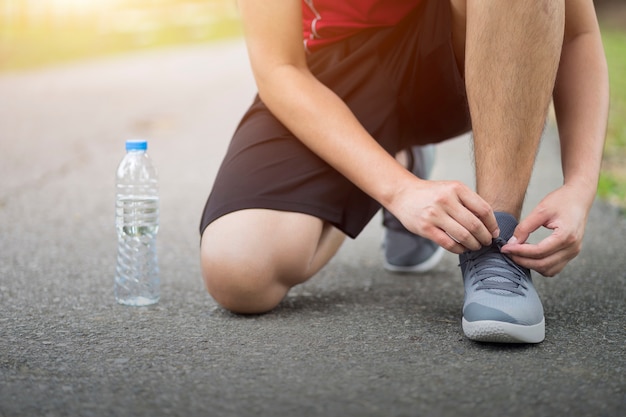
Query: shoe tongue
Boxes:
[
  {"xmin": 495, "ymin": 212, "xmax": 518, "ymax": 241},
  {"xmin": 483, "ymin": 212, "xmax": 521, "ymax": 294}
]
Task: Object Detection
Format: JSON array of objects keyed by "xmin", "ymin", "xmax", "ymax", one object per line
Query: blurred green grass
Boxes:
[
  {"xmin": 0, "ymin": 20, "xmax": 241, "ymax": 71},
  {"xmin": 0, "ymin": 0, "xmax": 242, "ymax": 72},
  {"xmin": 598, "ymin": 28, "xmax": 626, "ymax": 209}
]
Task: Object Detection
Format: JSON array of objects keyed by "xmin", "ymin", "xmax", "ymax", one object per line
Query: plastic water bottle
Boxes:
[{"xmin": 115, "ymin": 139, "xmax": 160, "ymax": 306}]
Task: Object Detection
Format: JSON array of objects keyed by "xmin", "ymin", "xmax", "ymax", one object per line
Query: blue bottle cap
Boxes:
[{"xmin": 126, "ymin": 139, "xmax": 148, "ymax": 151}]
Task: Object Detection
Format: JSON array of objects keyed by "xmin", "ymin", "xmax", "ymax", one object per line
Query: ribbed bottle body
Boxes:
[{"xmin": 115, "ymin": 143, "xmax": 159, "ymax": 306}]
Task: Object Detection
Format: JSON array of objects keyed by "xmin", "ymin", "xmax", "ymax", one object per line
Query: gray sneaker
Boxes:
[
  {"xmin": 459, "ymin": 212, "xmax": 545, "ymax": 343},
  {"xmin": 383, "ymin": 145, "xmax": 444, "ymax": 273}
]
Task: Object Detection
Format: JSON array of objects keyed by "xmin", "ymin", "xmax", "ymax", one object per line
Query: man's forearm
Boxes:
[
  {"xmin": 257, "ymin": 65, "xmax": 415, "ymax": 209},
  {"xmin": 553, "ymin": 30, "xmax": 609, "ymax": 205}
]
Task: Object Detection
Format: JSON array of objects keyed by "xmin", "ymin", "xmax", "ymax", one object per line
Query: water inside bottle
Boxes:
[
  {"xmin": 115, "ymin": 196, "xmax": 159, "ymax": 235},
  {"xmin": 115, "ymin": 196, "xmax": 159, "ymax": 306}
]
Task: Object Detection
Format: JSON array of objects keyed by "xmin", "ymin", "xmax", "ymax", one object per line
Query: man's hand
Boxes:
[
  {"xmin": 390, "ymin": 179, "xmax": 500, "ymax": 254},
  {"xmin": 501, "ymin": 185, "xmax": 590, "ymax": 276}
]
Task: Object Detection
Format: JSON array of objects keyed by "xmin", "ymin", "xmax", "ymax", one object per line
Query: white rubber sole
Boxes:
[
  {"xmin": 462, "ymin": 317, "xmax": 545, "ymax": 344},
  {"xmin": 383, "ymin": 245, "xmax": 446, "ymax": 273}
]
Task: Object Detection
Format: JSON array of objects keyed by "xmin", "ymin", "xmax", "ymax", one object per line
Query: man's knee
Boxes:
[
  {"xmin": 199, "ymin": 209, "xmax": 336, "ymax": 313},
  {"xmin": 200, "ymin": 244, "xmax": 290, "ymax": 314}
]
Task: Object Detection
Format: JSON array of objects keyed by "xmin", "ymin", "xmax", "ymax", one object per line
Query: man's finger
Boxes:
[
  {"xmin": 507, "ymin": 250, "xmax": 568, "ymax": 277},
  {"xmin": 501, "ymin": 233, "xmax": 562, "ymax": 259},
  {"xmin": 457, "ymin": 189, "xmax": 499, "ymax": 241},
  {"xmin": 510, "ymin": 207, "xmax": 552, "ymax": 245}
]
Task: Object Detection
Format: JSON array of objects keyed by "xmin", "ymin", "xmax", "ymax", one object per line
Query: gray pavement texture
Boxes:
[{"xmin": 0, "ymin": 39, "xmax": 624, "ymax": 417}]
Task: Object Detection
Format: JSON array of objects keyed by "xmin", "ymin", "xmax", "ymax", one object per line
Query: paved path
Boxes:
[{"xmin": 0, "ymin": 40, "xmax": 624, "ymax": 417}]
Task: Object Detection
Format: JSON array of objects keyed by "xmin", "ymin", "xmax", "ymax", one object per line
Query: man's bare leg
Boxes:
[
  {"xmin": 449, "ymin": 0, "xmax": 565, "ymax": 343},
  {"xmin": 200, "ymin": 209, "xmax": 345, "ymax": 314},
  {"xmin": 453, "ymin": 0, "xmax": 565, "ymax": 218}
]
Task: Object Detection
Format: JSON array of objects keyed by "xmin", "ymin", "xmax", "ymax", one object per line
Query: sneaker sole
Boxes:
[
  {"xmin": 462, "ymin": 317, "xmax": 545, "ymax": 344},
  {"xmin": 383, "ymin": 245, "xmax": 445, "ymax": 273}
]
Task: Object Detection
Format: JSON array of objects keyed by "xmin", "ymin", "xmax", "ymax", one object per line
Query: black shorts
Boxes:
[{"xmin": 200, "ymin": 0, "xmax": 470, "ymax": 239}]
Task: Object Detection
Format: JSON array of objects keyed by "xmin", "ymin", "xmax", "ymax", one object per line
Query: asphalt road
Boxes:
[{"xmin": 0, "ymin": 39, "xmax": 624, "ymax": 417}]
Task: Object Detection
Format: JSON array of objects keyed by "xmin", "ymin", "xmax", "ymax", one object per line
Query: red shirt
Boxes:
[{"xmin": 302, "ymin": 0, "xmax": 423, "ymax": 53}]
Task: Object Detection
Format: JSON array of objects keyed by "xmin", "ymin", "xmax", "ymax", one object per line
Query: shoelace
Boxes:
[{"xmin": 460, "ymin": 238, "xmax": 529, "ymax": 296}]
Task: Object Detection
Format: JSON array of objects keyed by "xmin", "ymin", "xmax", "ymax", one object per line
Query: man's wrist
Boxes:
[{"xmin": 562, "ymin": 175, "xmax": 599, "ymax": 205}]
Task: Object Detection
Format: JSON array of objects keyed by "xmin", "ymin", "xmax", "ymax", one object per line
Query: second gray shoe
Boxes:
[
  {"xmin": 382, "ymin": 145, "xmax": 443, "ymax": 273},
  {"xmin": 383, "ymin": 227, "xmax": 445, "ymax": 272}
]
